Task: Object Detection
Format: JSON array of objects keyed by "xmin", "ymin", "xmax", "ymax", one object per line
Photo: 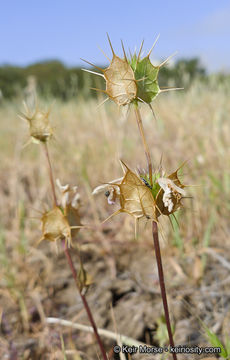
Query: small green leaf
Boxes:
[{"xmin": 204, "ymin": 325, "xmax": 228, "ymax": 358}]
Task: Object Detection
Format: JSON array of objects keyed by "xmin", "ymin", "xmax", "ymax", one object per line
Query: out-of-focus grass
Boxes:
[
  {"xmin": 0, "ymin": 79, "xmax": 230, "ymax": 358},
  {"xmin": 0, "ymin": 78, "xmax": 229, "ymax": 268}
]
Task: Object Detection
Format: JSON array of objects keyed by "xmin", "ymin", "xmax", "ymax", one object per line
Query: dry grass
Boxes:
[{"xmin": 0, "ymin": 80, "xmax": 230, "ymax": 359}]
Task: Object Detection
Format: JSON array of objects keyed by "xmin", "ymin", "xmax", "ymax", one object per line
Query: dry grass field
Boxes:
[{"xmin": 0, "ymin": 79, "xmax": 230, "ymax": 359}]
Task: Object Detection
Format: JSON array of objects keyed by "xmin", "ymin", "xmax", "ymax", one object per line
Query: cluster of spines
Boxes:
[{"xmin": 81, "ymin": 34, "xmax": 183, "ymax": 108}]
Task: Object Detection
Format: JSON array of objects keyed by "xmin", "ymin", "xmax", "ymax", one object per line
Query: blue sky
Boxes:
[{"xmin": 1, "ymin": 0, "xmax": 230, "ymax": 72}]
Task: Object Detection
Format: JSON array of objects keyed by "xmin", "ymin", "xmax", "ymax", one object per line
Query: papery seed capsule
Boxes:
[
  {"xmin": 20, "ymin": 101, "xmax": 53, "ymax": 143},
  {"xmin": 38, "ymin": 206, "xmax": 72, "ymax": 247},
  {"xmin": 83, "ymin": 35, "xmax": 181, "ymax": 110}
]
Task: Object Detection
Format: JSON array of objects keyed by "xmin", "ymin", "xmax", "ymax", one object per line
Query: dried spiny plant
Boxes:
[
  {"xmin": 83, "ymin": 34, "xmax": 182, "ymax": 185},
  {"xmin": 87, "ymin": 35, "xmax": 189, "ymax": 360},
  {"xmin": 20, "ymin": 100, "xmax": 109, "ymax": 360}
]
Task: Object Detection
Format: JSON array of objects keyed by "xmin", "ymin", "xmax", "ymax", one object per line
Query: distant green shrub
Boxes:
[{"xmin": 1, "ymin": 57, "xmax": 229, "ymax": 102}]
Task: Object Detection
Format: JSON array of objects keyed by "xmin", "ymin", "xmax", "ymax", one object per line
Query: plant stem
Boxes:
[
  {"xmin": 43, "ymin": 142, "xmax": 108, "ymax": 360},
  {"xmin": 135, "ymin": 105, "xmax": 177, "ymax": 359},
  {"xmin": 63, "ymin": 241, "xmax": 108, "ymax": 360},
  {"xmin": 43, "ymin": 142, "xmax": 58, "ymax": 206},
  {"xmin": 134, "ymin": 106, "xmax": 153, "ymax": 186},
  {"xmin": 152, "ymin": 221, "xmax": 177, "ymax": 360}
]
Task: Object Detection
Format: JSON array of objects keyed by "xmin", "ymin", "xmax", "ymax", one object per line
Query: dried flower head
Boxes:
[
  {"xmin": 20, "ymin": 101, "xmax": 53, "ymax": 143},
  {"xmin": 155, "ymin": 166, "xmax": 186, "ymax": 217},
  {"xmin": 93, "ymin": 162, "xmax": 157, "ymax": 238},
  {"xmin": 83, "ymin": 34, "xmax": 180, "ymax": 108},
  {"xmin": 38, "ymin": 206, "xmax": 72, "ymax": 247},
  {"xmin": 93, "ymin": 161, "xmax": 188, "ymax": 234}
]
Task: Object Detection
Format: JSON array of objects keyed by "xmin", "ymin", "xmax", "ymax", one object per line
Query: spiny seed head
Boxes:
[
  {"xmin": 39, "ymin": 206, "xmax": 72, "ymax": 247},
  {"xmin": 93, "ymin": 161, "xmax": 189, "ymax": 227},
  {"xmin": 92, "ymin": 161, "xmax": 157, "ymax": 225},
  {"xmin": 83, "ymin": 35, "xmax": 179, "ymax": 108},
  {"xmin": 20, "ymin": 101, "xmax": 53, "ymax": 143}
]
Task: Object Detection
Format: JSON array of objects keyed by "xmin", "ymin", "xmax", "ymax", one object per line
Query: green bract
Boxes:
[{"xmin": 131, "ymin": 56, "xmax": 160, "ymax": 104}]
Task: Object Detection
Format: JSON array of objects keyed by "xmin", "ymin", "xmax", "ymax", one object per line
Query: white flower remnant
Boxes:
[
  {"xmin": 106, "ymin": 186, "xmax": 121, "ymax": 205},
  {"xmin": 157, "ymin": 178, "xmax": 186, "ymax": 213},
  {"xmin": 92, "ymin": 178, "xmax": 122, "ymax": 205},
  {"xmin": 56, "ymin": 179, "xmax": 81, "ymax": 210},
  {"xmin": 163, "ymin": 186, "xmax": 174, "ymax": 213}
]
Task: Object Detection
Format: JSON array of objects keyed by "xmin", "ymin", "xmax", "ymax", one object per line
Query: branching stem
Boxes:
[{"xmin": 43, "ymin": 142, "xmax": 108, "ymax": 360}]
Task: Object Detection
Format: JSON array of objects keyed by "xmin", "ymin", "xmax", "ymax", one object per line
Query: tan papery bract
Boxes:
[
  {"xmin": 120, "ymin": 163, "xmax": 157, "ymax": 220},
  {"xmin": 66, "ymin": 204, "xmax": 81, "ymax": 240},
  {"xmin": 103, "ymin": 162, "xmax": 157, "ymax": 225},
  {"xmin": 104, "ymin": 55, "xmax": 137, "ymax": 106},
  {"xmin": 38, "ymin": 206, "xmax": 72, "ymax": 247},
  {"xmin": 82, "ymin": 35, "xmax": 137, "ymax": 107}
]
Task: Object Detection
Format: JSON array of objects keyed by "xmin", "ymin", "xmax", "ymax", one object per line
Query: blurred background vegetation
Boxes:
[{"xmin": 1, "ymin": 57, "xmax": 228, "ymax": 102}]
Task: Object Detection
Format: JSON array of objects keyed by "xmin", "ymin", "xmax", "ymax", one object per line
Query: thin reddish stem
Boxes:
[
  {"xmin": 134, "ymin": 104, "xmax": 177, "ymax": 359},
  {"xmin": 134, "ymin": 106, "xmax": 153, "ymax": 186},
  {"xmin": 152, "ymin": 221, "xmax": 177, "ymax": 360},
  {"xmin": 43, "ymin": 142, "xmax": 108, "ymax": 359},
  {"xmin": 63, "ymin": 241, "xmax": 108, "ymax": 360},
  {"xmin": 43, "ymin": 142, "xmax": 58, "ymax": 206}
]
